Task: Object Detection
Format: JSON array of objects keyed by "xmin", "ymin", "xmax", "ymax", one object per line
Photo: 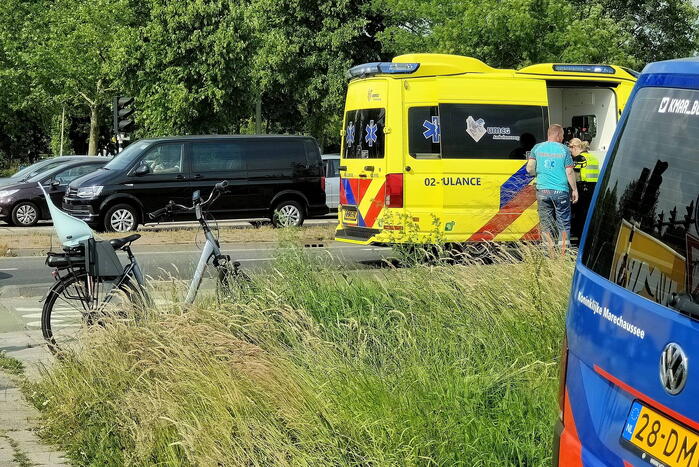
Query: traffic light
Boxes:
[{"xmin": 113, "ymin": 96, "xmax": 135, "ymax": 136}]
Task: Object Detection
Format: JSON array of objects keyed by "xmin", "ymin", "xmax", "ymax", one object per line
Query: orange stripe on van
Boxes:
[
  {"xmin": 363, "ymin": 183, "xmax": 386, "ymax": 227},
  {"xmin": 558, "ymin": 388, "xmax": 584, "ymax": 467},
  {"xmin": 521, "ymin": 224, "xmax": 541, "ymax": 241},
  {"xmin": 468, "ymin": 185, "xmax": 537, "ymax": 241}
]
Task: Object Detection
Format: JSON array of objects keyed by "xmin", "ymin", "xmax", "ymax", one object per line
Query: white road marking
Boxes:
[{"xmin": 0, "ymin": 268, "xmax": 18, "ymax": 271}]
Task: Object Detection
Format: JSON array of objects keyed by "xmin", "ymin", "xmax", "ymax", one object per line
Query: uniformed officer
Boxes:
[{"xmin": 568, "ymin": 138, "xmax": 598, "ymax": 240}]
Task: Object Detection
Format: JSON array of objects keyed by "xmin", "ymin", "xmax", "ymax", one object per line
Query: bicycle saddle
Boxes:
[{"xmin": 109, "ymin": 234, "xmax": 141, "ymax": 249}]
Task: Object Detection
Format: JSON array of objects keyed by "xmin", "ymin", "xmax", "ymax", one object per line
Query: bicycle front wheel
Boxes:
[{"xmin": 41, "ymin": 272, "xmax": 144, "ymax": 354}]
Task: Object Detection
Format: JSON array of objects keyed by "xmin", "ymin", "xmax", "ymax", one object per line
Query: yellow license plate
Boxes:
[
  {"xmin": 623, "ymin": 401, "xmax": 699, "ymax": 466},
  {"xmin": 343, "ymin": 208, "xmax": 358, "ymax": 224}
]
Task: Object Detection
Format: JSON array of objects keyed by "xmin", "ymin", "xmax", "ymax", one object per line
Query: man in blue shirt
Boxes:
[{"xmin": 526, "ymin": 124, "xmax": 579, "ymax": 252}]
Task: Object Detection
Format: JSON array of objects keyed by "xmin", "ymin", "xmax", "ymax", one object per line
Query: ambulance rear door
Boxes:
[{"xmin": 339, "ymin": 78, "xmax": 392, "ymax": 237}]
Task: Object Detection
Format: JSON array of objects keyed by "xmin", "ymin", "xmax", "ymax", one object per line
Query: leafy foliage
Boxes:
[{"xmin": 0, "ymin": 0, "xmax": 697, "ymax": 164}]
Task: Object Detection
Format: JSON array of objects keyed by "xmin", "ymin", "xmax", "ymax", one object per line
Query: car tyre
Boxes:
[
  {"xmin": 271, "ymin": 200, "xmax": 305, "ymax": 228},
  {"xmin": 104, "ymin": 203, "xmax": 139, "ymax": 232},
  {"xmin": 11, "ymin": 201, "xmax": 40, "ymax": 227}
]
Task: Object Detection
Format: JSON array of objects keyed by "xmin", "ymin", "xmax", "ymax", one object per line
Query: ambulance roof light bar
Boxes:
[
  {"xmin": 346, "ymin": 62, "xmax": 420, "ymax": 78},
  {"xmin": 553, "ymin": 64, "xmax": 616, "ymax": 74}
]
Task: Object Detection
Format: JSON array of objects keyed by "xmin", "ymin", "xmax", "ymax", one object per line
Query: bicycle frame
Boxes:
[{"xmin": 185, "ymin": 212, "xmax": 222, "ymax": 304}]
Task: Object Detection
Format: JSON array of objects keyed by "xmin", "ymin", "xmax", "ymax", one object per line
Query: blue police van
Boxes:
[{"xmin": 554, "ymin": 58, "xmax": 699, "ymax": 466}]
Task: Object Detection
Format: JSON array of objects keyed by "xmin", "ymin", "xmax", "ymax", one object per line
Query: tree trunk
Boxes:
[{"xmin": 88, "ymin": 104, "xmax": 99, "ymax": 155}]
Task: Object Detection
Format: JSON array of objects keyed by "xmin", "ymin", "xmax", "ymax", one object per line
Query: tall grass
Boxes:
[{"xmin": 27, "ymin": 244, "xmax": 573, "ymax": 466}]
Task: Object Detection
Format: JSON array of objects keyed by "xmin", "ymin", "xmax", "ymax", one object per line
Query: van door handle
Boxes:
[
  {"xmin": 364, "ymin": 165, "xmax": 374, "ymax": 171},
  {"xmin": 176, "ymin": 174, "xmax": 186, "ymax": 180},
  {"xmin": 192, "ymin": 174, "xmax": 203, "ymax": 180},
  {"xmin": 339, "ymin": 165, "xmax": 347, "ymax": 171},
  {"xmin": 359, "ymin": 174, "xmax": 367, "ymax": 178}
]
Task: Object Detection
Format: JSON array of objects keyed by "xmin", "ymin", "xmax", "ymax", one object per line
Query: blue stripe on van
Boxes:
[
  {"xmin": 342, "ymin": 178, "xmax": 357, "ymax": 206},
  {"xmin": 500, "ymin": 164, "xmax": 533, "ymax": 208}
]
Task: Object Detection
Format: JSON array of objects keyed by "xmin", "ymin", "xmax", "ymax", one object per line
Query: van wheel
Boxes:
[
  {"xmin": 272, "ymin": 200, "xmax": 305, "ymax": 228},
  {"xmin": 104, "ymin": 204, "xmax": 139, "ymax": 232},
  {"xmin": 11, "ymin": 201, "xmax": 40, "ymax": 226}
]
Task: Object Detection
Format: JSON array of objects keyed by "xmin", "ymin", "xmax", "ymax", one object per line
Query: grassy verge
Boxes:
[
  {"xmin": 27, "ymin": 245, "xmax": 572, "ymax": 466},
  {"xmin": 0, "ymin": 223, "xmax": 336, "ymax": 254},
  {"xmin": 0, "ymin": 351, "xmax": 23, "ymax": 376}
]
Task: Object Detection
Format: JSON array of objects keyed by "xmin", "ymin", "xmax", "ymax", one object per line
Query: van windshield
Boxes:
[
  {"xmin": 582, "ymin": 87, "xmax": 699, "ymax": 307},
  {"xmin": 104, "ymin": 141, "xmax": 153, "ymax": 170}
]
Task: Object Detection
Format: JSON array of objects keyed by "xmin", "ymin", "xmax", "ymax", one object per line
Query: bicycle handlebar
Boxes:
[{"xmin": 147, "ymin": 180, "xmax": 229, "ymax": 220}]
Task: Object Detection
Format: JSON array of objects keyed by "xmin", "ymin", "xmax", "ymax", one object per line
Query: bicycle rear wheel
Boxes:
[
  {"xmin": 41, "ymin": 272, "xmax": 144, "ymax": 354},
  {"xmin": 217, "ymin": 261, "xmax": 252, "ymax": 300}
]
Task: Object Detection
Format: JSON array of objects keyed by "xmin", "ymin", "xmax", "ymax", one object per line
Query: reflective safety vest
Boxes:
[{"xmin": 579, "ymin": 152, "xmax": 600, "ymax": 182}]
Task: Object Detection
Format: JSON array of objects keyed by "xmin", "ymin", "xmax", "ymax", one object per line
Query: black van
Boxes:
[{"xmin": 63, "ymin": 135, "xmax": 328, "ymax": 232}]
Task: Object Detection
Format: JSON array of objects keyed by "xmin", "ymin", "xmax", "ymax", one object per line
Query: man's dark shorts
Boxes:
[{"xmin": 536, "ymin": 189, "xmax": 571, "ymax": 240}]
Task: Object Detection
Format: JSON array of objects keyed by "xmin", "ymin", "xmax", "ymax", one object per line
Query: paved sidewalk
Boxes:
[{"xmin": 1, "ymin": 331, "xmax": 69, "ymax": 466}]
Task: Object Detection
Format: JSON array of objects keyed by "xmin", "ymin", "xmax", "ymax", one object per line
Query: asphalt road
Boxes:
[
  {"xmin": 0, "ymin": 242, "xmax": 392, "ymax": 289},
  {"xmin": 0, "ymin": 215, "xmax": 338, "ymax": 234}
]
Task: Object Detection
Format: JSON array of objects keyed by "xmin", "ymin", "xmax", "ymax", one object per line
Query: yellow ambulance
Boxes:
[{"xmin": 335, "ymin": 54, "xmax": 637, "ymax": 246}]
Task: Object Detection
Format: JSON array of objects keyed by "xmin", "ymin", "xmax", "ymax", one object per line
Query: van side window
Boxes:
[
  {"xmin": 409, "ymin": 106, "xmax": 441, "ymax": 159},
  {"xmin": 140, "ymin": 144, "xmax": 184, "ymax": 174},
  {"xmin": 329, "ymin": 159, "xmax": 340, "ymax": 177},
  {"xmin": 439, "ymin": 104, "xmax": 546, "ymax": 159},
  {"xmin": 191, "ymin": 142, "xmax": 244, "ymax": 172},
  {"xmin": 583, "ymin": 87, "xmax": 699, "ymax": 307},
  {"xmin": 245, "ymin": 140, "xmax": 306, "ymax": 170},
  {"xmin": 304, "ymin": 140, "xmax": 321, "ymax": 165},
  {"xmin": 343, "ymin": 108, "xmax": 385, "ymax": 159}
]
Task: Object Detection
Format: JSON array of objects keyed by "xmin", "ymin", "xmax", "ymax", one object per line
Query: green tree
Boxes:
[
  {"xmin": 117, "ymin": 0, "xmax": 255, "ymax": 137},
  {"xmin": 246, "ymin": 0, "xmax": 386, "ymax": 147},
  {"xmin": 377, "ymin": 0, "xmax": 698, "ymax": 69},
  {"xmin": 0, "ymin": 0, "xmax": 51, "ymax": 163},
  {"xmin": 23, "ymin": 0, "xmax": 139, "ymax": 155}
]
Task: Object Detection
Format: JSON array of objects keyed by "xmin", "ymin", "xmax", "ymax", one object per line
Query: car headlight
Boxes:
[
  {"xmin": 76, "ymin": 186, "xmax": 104, "ymax": 199},
  {"xmin": 0, "ymin": 189, "xmax": 19, "ymax": 198}
]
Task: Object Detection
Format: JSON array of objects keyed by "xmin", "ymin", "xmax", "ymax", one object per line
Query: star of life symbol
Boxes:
[
  {"xmin": 466, "ymin": 116, "xmax": 487, "ymax": 142},
  {"xmin": 346, "ymin": 122, "xmax": 356, "ymax": 146},
  {"xmin": 422, "ymin": 116, "xmax": 440, "ymax": 143},
  {"xmin": 365, "ymin": 120, "xmax": 378, "ymax": 147}
]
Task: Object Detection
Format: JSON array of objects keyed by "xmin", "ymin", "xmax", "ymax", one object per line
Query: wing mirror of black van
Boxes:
[{"xmin": 134, "ymin": 164, "xmax": 151, "ymax": 176}]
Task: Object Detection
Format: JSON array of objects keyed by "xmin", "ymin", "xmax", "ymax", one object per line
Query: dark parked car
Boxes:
[
  {"xmin": 0, "ymin": 157, "xmax": 110, "ymax": 226},
  {"xmin": 0, "ymin": 155, "xmax": 91, "ymax": 186},
  {"xmin": 63, "ymin": 135, "xmax": 328, "ymax": 232}
]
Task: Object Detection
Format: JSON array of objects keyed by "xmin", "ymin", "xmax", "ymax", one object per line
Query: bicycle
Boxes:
[{"xmin": 41, "ymin": 180, "xmax": 248, "ymax": 353}]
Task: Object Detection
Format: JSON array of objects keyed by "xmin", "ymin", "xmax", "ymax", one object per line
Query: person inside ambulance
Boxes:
[
  {"xmin": 568, "ymin": 137, "xmax": 598, "ymax": 241},
  {"xmin": 568, "ymin": 138, "xmax": 589, "ymax": 181}
]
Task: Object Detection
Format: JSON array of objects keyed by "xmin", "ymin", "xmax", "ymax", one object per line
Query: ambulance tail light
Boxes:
[
  {"xmin": 385, "ymin": 173, "xmax": 403, "ymax": 208},
  {"xmin": 321, "ymin": 176, "xmax": 326, "ymax": 192}
]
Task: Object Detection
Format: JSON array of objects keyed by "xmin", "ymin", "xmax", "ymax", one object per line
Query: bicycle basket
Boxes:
[{"xmin": 84, "ymin": 238, "xmax": 123, "ymax": 279}]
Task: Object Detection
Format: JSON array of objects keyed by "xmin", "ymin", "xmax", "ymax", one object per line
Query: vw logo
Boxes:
[{"xmin": 659, "ymin": 343, "xmax": 688, "ymax": 395}]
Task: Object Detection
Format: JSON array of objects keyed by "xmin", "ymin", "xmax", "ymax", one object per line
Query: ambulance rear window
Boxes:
[
  {"xmin": 583, "ymin": 87, "xmax": 699, "ymax": 307},
  {"xmin": 343, "ymin": 108, "xmax": 385, "ymax": 159}
]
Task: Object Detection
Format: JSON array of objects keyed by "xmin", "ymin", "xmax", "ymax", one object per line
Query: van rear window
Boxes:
[
  {"xmin": 343, "ymin": 108, "xmax": 385, "ymax": 159},
  {"xmin": 582, "ymin": 87, "xmax": 699, "ymax": 307}
]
